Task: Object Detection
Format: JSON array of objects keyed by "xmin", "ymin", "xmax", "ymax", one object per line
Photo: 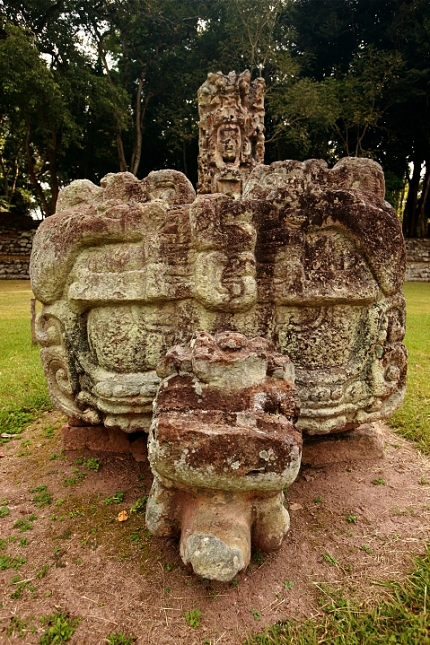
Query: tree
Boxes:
[
  {"xmin": 286, "ymin": 0, "xmax": 430, "ymax": 236},
  {"xmin": 0, "ymin": 22, "xmax": 75, "ymax": 216},
  {"xmin": 73, "ymin": 0, "xmax": 207, "ymax": 176},
  {"xmin": 0, "ymin": 3, "xmax": 130, "ymax": 215}
]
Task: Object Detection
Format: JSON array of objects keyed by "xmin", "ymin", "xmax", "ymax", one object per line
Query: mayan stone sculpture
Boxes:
[
  {"xmin": 146, "ymin": 331, "xmax": 301, "ymax": 580},
  {"xmin": 30, "ymin": 70, "xmax": 407, "ymax": 581},
  {"xmin": 197, "ymin": 70, "xmax": 265, "ymax": 198}
]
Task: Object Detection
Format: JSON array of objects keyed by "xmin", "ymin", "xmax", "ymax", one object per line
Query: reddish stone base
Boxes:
[
  {"xmin": 301, "ymin": 423, "xmax": 385, "ymax": 467},
  {"xmin": 61, "ymin": 420, "xmax": 384, "ymax": 467},
  {"xmin": 61, "ymin": 420, "xmax": 147, "ymax": 462}
]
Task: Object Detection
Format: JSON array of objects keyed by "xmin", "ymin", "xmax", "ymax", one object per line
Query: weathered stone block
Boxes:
[
  {"xmin": 146, "ymin": 331, "xmax": 301, "ymax": 581},
  {"xmin": 301, "ymin": 422, "xmax": 385, "ymax": 467},
  {"xmin": 30, "ymin": 156, "xmax": 407, "ymax": 439},
  {"xmin": 61, "ymin": 420, "xmax": 147, "ymax": 461}
]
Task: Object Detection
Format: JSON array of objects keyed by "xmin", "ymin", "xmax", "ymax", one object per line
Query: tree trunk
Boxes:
[
  {"xmin": 182, "ymin": 140, "xmax": 188, "ymax": 176},
  {"xmin": 130, "ymin": 85, "xmax": 153, "ymax": 177},
  {"xmin": 0, "ymin": 153, "xmax": 10, "ymax": 202},
  {"xmin": 94, "ymin": 27, "xmax": 128, "ymax": 173},
  {"xmin": 116, "ymin": 132, "xmax": 128, "ymax": 172},
  {"xmin": 402, "ymin": 156, "xmax": 422, "ymax": 237},
  {"xmin": 49, "ymin": 129, "xmax": 59, "ymax": 215},
  {"xmin": 25, "ymin": 123, "xmax": 50, "ymax": 217},
  {"xmin": 417, "ymin": 161, "xmax": 430, "ymax": 238}
]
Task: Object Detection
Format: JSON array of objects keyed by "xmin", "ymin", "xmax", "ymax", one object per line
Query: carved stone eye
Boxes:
[{"xmin": 264, "ymin": 173, "xmax": 283, "ymax": 188}]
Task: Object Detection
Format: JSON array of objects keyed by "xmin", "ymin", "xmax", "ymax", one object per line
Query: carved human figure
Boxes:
[
  {"xmin": 197, "ymin": 70, "xmax": 265, "ymax": 197},
  {"xmin": 218, "ymin": 124, "xmax": 241, "ymax": 165}
]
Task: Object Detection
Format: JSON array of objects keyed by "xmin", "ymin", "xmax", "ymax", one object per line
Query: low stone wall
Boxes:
[
  {"xmin": 0, "ymin": 213, "xmax": 40, "ymax": 279},
  {"xmin": 405, "ymin": 238, "xmax": 430, "ymax": 282}
]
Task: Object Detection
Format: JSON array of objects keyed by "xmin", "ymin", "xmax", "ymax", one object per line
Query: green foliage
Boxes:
[
  {"xmin": 10, "ymin": 575, "xmax": 36, "ymax": 599},
  {"xmin": 0, "ymin": 0, "xmax": 429, "ymax": 232},
  {"xmin": 0, "ymin": 505, "xmax": 10, "ymax": 518},
  {"xmin": 35, "ymin": 565, "xmax": 50, "ymax": 579},
  {"xmin": 104, "ymin": 491, "xmax": 126, "ymax": 505},
  {"xmin": 75, "ymin": 456, "xmax": 101, "ymax": 471},
  {"xmin": 184, "ymin": 608, "xmax": 202, "ymax": 628},
  {"xmin": 6, "ymin": 615, "xmax": 28, "ymax": 637},
  {"xmin": 0, "ymin": 555, "xmax": 27, "ymax": 570},
  {"xmin": 252, "ymin": 550, "xmax": 264, "ymax": 566},
  {"xmin": 0, "ymin": 22, "xmax": 76, "ymax": 216},
  {"xmin": 63, "ymin": 472, "xmax": 87, "ymax": 487},
  {"xmin": 39, "ymin": 613, "xmax": 81, "ymax": 644},
  {"xmin": 13, "ymin": 518, "xmax": 34, "ymax": 532},
  {"xmin": 323, "ymin": 553, "xmax": 338, "ymax": 567},
  {"xmin": 31, "ymin": 485, "xmax": 52, "ymax": 508},
  {"xmin": 373, "ymin": 478, "xmax": 386, "ymax": 486},
  {"xmin": 390, "ymin": 283, "xmax": 430, "ymax": 452},
  {"xmin": 106, "ymin": 633, "xmax": 136, "ymax": 645},
  {"xmin": 84, "ymin": 457, "xmax": 101, "ymax": 472},
  {"xmin": 43, "ymin": 426, "xmax": 55, "ymax": 438},
  {"xmin": 0, "ymin": 283, "xmax": 51, "ymax": 442},
  {"xmin": 129, "ymin": 496, "xmax": 147, "ymax": 514}
]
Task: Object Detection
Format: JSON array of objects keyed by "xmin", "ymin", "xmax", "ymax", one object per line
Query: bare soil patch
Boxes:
[{"xmin": 0, "ymin": 412, "xmax": 429, "ymax": 644}]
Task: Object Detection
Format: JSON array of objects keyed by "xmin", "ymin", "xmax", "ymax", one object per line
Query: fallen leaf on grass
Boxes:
[
  {"xmin": 289, "ymin": 503, "xmax": 303, "ymax": 511},
  {"xmin": 0, "ymin": 453, "xmax": 5, "ymax": 458},
  {"xmin": 117, "ymin": 510, "xmax": 129, "ymax": 522}
]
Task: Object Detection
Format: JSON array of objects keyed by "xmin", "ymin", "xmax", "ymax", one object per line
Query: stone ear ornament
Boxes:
[{"xmin": 30, "ymin": 72, "xmax": 407, "ymax": 582}]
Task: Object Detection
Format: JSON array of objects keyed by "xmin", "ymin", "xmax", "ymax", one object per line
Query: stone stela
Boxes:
[{"xmin": 30, "ymin": 70, "xmax": 407, "ymax": 582}]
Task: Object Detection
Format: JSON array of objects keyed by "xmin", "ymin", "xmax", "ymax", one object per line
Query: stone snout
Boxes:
[{"xmin": 146, "ymin": 331, "xmax": 302, "ymax": 582}]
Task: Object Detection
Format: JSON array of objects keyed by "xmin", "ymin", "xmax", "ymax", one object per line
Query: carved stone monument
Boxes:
[
  {"xmin": 30, "ymin": 70, "xmax": 407, "ymax": 581},
  {"xmin": 146, "ymin": 331, "xmax": 301, "ymax": 580},
  {"xmin": 197, "ymin": 70, "xmax": 265, "ymax": 198}
]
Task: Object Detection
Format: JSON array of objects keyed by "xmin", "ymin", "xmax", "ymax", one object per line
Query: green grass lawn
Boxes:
[
  {"xmin": 0, "ymin": 281, "xmax": 50, "ymax": 436},
  {"xmin": 389, "ymin": 282, "xmax": 430, "ymax": 453}
]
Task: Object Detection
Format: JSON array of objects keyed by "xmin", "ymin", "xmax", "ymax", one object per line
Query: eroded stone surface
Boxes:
[
  {"xmin": 30, "ymin": 157, "xmax": 407, "ymax": 437},
  {"xmin": 146, "ymin": 331, "xmax": 301, "ymax": 580},
  {"xmin": 197, "ymin": 70, "xmax": 265, "ymax": 198},
  {"xmin": 301, "ymin": 422, "xmax": 385, "ymax": 467},
  {"xmin": 61, "ymin": 420, "xmax": 147, "ymax": 461}
]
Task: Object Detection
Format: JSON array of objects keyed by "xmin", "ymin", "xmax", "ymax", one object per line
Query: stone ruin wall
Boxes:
[
  {"xmin": 0, "ymin": 214, "xmax": 40, "ymax": 279},
  {"xmin": 405, "ymin": 238, "xmax": 430, "ymax": 281}
]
